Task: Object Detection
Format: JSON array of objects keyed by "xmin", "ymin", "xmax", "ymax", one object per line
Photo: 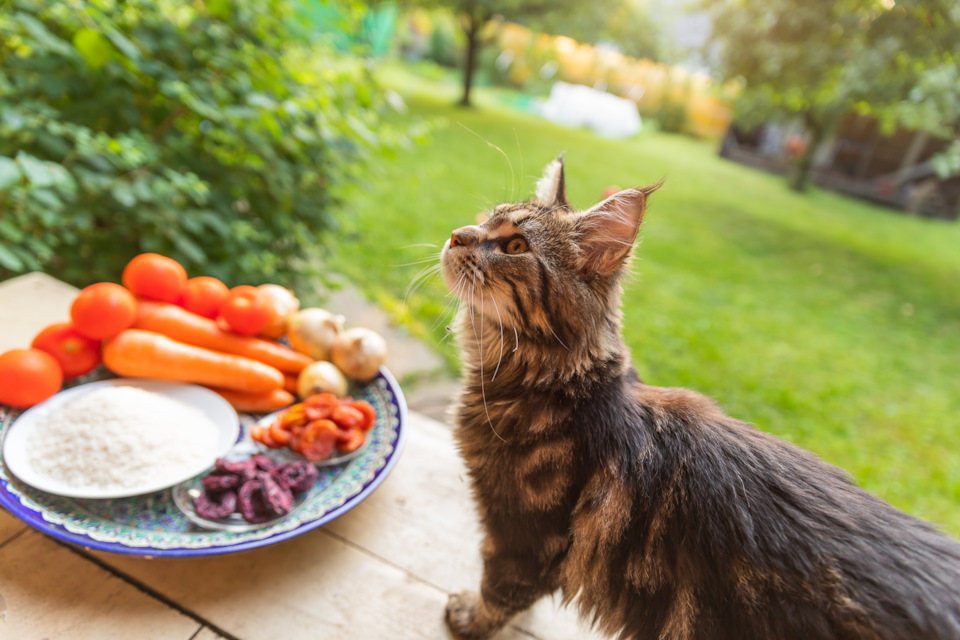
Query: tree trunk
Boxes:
[
  {"xmin": 790, "ymin": 116, "xmax": 825, "ymax": 192},
  {"xmin": 459, "ymin": 17, "xmax": 480, "ymax": 108}
]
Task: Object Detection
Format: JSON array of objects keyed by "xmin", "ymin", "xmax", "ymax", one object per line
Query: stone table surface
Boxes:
[{"xmin": 0, "ymin": 272, "xmax": 604, "ymax": 640}]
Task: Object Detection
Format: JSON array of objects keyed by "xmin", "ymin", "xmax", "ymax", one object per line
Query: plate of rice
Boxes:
[{"xmin": 2, "ymin": 378, "xmax": 239, "ymax": 499}]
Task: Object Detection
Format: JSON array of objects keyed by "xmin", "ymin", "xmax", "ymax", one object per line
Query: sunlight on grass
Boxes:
[{"xmin": 328, "ymin": 65, "xmax": 960, "ymax": 536}]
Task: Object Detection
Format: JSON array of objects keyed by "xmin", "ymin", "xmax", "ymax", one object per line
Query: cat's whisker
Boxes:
[
  {"xmin": 431, "ymin": 271, "xmax": 466, "ymax": 332},
  {"xmin": 475, "ymin": 280, "xmax": 506, "ymax": 443},
  {"xmin": 456, "ymin": 122, "xmax": 515, "ymax": 205},
  {"xmin": 549, "ymin": 325, "xmax": 572, "ymax": 352},
  {"xmin": 399, "ymin": 243, "xmax": 440, "ymax": 250},
  {"xmin": 513, "ymin": 325, "xmax": 519, "ymax": 353},
  {"xmin": 403, "ymin": 267, "xmax": 445, "ymax": 320},
  {"xmin": 403, "ymin": 262, "xmax": 443, "ymax": 302},
  {"xmin": 513, "ymin": 128, "xmax": 522, "ymax": 204},
  {"xmin": 488, "ymin": 289, "xmax": 505, "ymax": 383},
  {"xmin": 395, "ymin": 256, "xmax": 444, "ymax": 268}
]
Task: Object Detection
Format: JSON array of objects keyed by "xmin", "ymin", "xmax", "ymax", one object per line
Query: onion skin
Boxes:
[
  {"xmin": 297, "ymin": 360, "xmax": 348, "ymax": 398},
  {"xmin": 287, "ymin": 308, "xmax": 344, "ymax": 360},
  {"xmin": 331, "ymin": 327, "xmax": 387, "ymax": 382}
]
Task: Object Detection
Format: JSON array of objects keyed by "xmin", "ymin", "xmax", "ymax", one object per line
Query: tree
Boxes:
[
  {"xmin": 704, "ymin": 0, "xmax": 960, "ymax": 191},
  {"xmin": 412, "ymin": 0, "xmax": 616, "ymax": 107}
]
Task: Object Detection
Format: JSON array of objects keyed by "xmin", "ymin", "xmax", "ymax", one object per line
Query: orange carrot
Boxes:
[
  {"xmin": 103, "ymin": 329, "xmax": 284, "ymax": 393},
  {"xmin": 134, "ymin": 300, "xmax": 313, "ymax": 374},
  {"xmin": 283, "ymin": 373, "xmax": 299, "ymax": 395},
  {"xmin": 209, "ymin": 387, "xmax": 295, "ymax": 413}
]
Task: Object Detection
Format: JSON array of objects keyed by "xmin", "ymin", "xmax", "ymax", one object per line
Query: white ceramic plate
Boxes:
[{"xmin": 2, "ymin": 378, "xmax": 239, "ymax": 499}]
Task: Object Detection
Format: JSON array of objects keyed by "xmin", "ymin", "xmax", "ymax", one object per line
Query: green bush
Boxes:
[{"xmin": 0, "ymin": 0, "xmax": 396, "ymax": 289}]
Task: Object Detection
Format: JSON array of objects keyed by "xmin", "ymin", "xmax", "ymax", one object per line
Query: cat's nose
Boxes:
[{"xmin": 450, "ymin": 226, "xmax": 480, "ymax": 248}]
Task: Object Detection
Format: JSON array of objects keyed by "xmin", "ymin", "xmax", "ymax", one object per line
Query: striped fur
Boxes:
[{"xmin": 440, "ymin": 157, "xmax": 960, "ymax": 640}]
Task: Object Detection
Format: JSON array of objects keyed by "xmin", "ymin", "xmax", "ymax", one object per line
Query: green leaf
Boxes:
[
  {"xmin": 28, "ymin": 188, "xmax": 64, "ymax": 212},
  {"xmin": 16, "ymin": 152, "xmax": 54, "ymax": 187},
  {"xmin": 111, "ymin": 182, "xmax": 136, "ymax": 207},
  {"xmin": 73, "ymin": 28, "xmax": 114, "ymax": 70},
  {"xmin": 0, "ymin": 156, "xmax": 21, "ymax": 190},
  {"xmin": 103, "ymin": 25, "xmax": 141, "ymax": 62},
  {"xmin": 0, "ymin": 219, "xmax": 24, "ymax": 243},
  {"xmin": 172, "ymin": 234, "xmax": 207, "ymax": 264},
  {"xmin": 16, "ymin": 13, "xmax": 73, "ymax": 56},
  {"xmin": 0, "ymin": 244, "xmax": 25, "ymax": 271}
]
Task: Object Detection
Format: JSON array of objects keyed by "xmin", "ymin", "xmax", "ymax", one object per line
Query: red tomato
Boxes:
[
  {"xmin": 180, "ymin": 276, "xmax": 229, "ymax": 319},
  {"xmin": 70, "ymin": 283, "xmax": 138, "ymax": 340},
  {"xmin": 31, "ymin": 322, "xmax": 101, "ymax": 378},
  {"xmin": 0, "ymin": 349, "xmax": 63, "ymax": 408},
  {"xmin": 218, "ymin": 285, "xmax": 276, "ymax": 336},
  {"xmin": 122, "ymin": 253, "xmax": 187, "ymax": 303}
]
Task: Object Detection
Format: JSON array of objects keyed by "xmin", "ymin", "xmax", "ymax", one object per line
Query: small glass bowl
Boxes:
[
  {"xmin": 172, "ymin": 475, "xmax": 289, "ymax": 533},
  {"xmin": 253, "ymin": 411, "xmax": 368, "ymax": 467}
]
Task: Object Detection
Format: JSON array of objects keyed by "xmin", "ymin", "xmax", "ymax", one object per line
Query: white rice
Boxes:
[{"xmin": 27, "ymin": 386, "xmax": 220, "ymax": 493}]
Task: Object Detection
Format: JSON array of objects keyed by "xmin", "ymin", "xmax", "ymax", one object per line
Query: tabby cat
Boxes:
[{"xmin": 439, "ymin": 156, "xmax": 960, "ymax": 640}]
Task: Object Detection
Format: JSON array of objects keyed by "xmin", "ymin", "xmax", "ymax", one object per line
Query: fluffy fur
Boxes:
[{"xmin": 439, "ymin": 156, "xmax": 960, "ymax": 640}]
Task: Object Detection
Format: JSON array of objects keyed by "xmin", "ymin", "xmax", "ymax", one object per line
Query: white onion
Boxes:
[
  {"xmin": 297, "ymin": 361, "xmax": 348, "ymax": 398},
  {"xmin": 330, "ymin": 327, "xmax": 387, "ymax": 382},
  {"xmin": 287, "ymin": 308, "xmax": 344, "ymax": 360}
]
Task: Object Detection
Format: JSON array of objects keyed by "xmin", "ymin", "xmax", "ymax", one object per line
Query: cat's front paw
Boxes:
[{"xmin": 445, "ymin": 590, "xmax": 490, "ymax": 640}]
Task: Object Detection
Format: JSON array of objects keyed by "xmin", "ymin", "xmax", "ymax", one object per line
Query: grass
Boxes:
[{"xmin": 327, "ymin": 64, "xmax": 960, "ymax": 536}]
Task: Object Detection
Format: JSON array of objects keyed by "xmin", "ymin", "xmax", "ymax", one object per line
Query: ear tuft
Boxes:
[
  {"xmin": 576, "ymin": 184, "xmax": 658, "ymax": 275},
  {"xmin": 534, "ymin": 153, "xmax": 569, "ymax": 209}
]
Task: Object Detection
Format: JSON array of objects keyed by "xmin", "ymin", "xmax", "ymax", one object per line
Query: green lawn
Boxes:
[{"xmin": 328, "ymin": 66, "xmax": 960, "ymax": 536}]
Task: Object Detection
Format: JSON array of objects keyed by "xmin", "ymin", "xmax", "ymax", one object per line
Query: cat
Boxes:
[{"xmin": 438, "ymin": 155, "xmax": 960, "ymax": 640}]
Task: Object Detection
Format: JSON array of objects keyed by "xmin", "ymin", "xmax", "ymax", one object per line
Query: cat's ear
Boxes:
[
  {"xmin": 534, "ymin": 154, "xmax": 568, "ymax": 209},
  {"xmin": 576, "ymin": 182, "xmax": 662, "ymax": 275}
]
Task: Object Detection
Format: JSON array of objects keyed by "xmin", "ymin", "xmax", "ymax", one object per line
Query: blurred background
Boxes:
[{"xmin": 2, "ymin": 1, "xmax": 959, "ymax": 533}]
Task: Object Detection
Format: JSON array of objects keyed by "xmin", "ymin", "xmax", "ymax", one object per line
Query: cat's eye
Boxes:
[{"xmin": 505, "ymin": 237, "xmax": 528, "ymax": 255}]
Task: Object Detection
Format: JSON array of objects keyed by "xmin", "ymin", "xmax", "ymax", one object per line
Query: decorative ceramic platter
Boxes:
[{"xmin": 0, "ymin": 368, "xmax": 407, "ymax": 557}]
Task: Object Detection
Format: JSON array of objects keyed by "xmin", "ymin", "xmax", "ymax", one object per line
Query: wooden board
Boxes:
[{"xmin": 0, "ymin": 531, "xmax": 200, "ymax": 639}]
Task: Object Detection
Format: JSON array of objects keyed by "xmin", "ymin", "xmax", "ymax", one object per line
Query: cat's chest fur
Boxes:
[{"xmin": 449, "ymin": 318, "xmax": 637, "ymax": 542}]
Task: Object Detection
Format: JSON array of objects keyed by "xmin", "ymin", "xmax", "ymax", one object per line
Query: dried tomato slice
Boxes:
[
  {"xmin": 269, "ymin": 421, "xmax": 292, "ymax": 446},
  {"xmin": 304, "ymin": 393, "xmax": 338, "ymax": 421},
  {"xmin": 351, "ymin": 400, "xmax": 376, "ymax": 431},
  {"xmin": 336, "ymin": 427, "xmax": 366, "ymax": 452},
  {"xmin": 331, "ymin": 404, "xmax": 365, "ymax": 431},
  {"xmin": 280, "ymin": 403, "xmax": 307, "ymax": 428},
  {"xmin": 301, "ymin": 419, "xmax": 338, "ymax": 461}
]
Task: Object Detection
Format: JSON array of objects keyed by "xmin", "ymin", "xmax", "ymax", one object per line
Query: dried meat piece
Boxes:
[
  {"xmin": 201, "ymin": 473, "xmax": 241, "ymax": 493},
  {"xmin": 213, "ymin": 458, "xmax": 256, "ymax": 477},
  {"xmin": 237, "ymin": 478, "xmax": 273, "ymax": 523},
  {"xmin": 236, "ymin": 472, "xmax": 295, "ymax": 522},
  {"xmin": 251, "ymin": 454, "xmax": 279, "ymax": 472},
  {"xmin": 272, "ymin": 462, "xmax": 317, "ymax": 494},
  {"xmin": 260, "ymin": 472, "xmax": 295, "ymax": 516},
  {"xmin": 194, "ymin": 490, "xmax": 238, "ymax": 520}
]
